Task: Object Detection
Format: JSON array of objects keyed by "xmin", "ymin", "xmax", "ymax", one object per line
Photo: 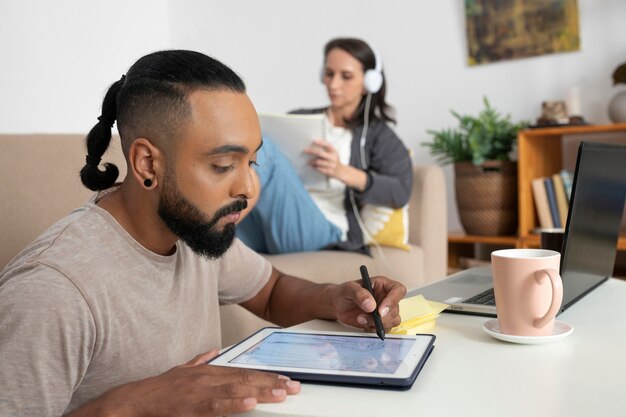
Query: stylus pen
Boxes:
[{"xmin": 359, "ymin": 265, "xmax": 385, "ymax": 341}]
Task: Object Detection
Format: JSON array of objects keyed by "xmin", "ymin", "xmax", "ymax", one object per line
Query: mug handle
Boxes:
[{"xmin": 533, "ymin": 268, "xmax": 564, "ymax": 328}]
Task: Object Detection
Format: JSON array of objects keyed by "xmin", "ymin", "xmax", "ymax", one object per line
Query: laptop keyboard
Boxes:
[{"xmin": 462, "ymin": 288, "xmax": 496, "ymax": 306}]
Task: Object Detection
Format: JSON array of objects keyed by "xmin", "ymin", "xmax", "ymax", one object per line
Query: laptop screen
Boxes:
[{"xmin": 560, "ymin": 142, "xmax": 626, "ymax": 311}]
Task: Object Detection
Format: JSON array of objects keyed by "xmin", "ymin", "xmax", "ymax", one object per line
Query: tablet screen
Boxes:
[
  {"xmin": 230, "ymin": 332, "xmax": 413, "ymax": 374},
  {"xmin": 211, "ymin": 328, "xmax": 435, "ymax": 388}
]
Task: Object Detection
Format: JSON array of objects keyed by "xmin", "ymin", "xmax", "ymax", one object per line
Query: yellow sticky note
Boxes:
[
  {"xmin": 426, "ymin": 300, "xmax": 449, "ymax": 316},
  {"xmin": 397, "ymin": 294, "xmax": 432, "ymax": 319},
  {"xmin": 394, "ymin": 313, "xmax": 439, "ymax": 329},
  {"xmin": 389, "ymin": 294, "xmax": 449, "ymax": 335},
  {"xmin": 393, "ymin": 320, "xmax": 437, "ymax": 335}
]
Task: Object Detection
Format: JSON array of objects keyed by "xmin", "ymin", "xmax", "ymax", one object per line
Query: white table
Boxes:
[{"xmin": 241, "ymin": 278, "xmax": 626, "ymax": 417}]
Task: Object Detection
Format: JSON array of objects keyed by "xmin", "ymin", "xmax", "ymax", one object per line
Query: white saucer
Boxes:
[{"xmin": 482, "ymin": 319, "xmax": 574, "ymax": 344}]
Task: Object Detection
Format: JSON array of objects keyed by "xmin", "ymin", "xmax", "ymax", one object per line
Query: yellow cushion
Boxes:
[{"xmin": 360, "ymin": 204, "xmax": 410, "ymax": 250}]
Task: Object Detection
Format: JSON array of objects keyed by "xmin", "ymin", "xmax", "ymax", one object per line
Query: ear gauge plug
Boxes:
[{"xmin": 143, "ymin": 178, "xmax": 153, "ymax": 188}]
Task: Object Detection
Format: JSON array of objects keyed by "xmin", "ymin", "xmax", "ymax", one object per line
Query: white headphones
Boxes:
[
  {"xmin": 321, "ymin": 43, "xmax": 384, "ymax": 94},
  {"xmin": 363, "ymin": 45, "xmax": 383, "ymax": 94}
]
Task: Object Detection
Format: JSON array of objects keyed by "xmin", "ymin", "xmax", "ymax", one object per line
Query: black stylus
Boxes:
[{"xmin": 359, "ymin": 265, "xmax": 385, "ymax": 341}]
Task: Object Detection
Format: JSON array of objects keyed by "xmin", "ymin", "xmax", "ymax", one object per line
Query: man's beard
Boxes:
[{"xmin": 157, "ymin": 172, "xmax": 248, "ymax": 259}]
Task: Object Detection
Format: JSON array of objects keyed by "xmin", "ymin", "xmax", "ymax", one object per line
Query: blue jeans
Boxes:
[{"xmin": 237, "ymin": 137, "xmax": 342, "ymax": 254}]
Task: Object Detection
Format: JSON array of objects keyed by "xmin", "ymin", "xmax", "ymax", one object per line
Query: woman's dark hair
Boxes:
[
  {"xmin": 323, "ymin": 38, "xmax": 396, "ymax": 127},
  {"xmin": 80, "ymin": 50, "xmax": 246, "ymax": 191}
]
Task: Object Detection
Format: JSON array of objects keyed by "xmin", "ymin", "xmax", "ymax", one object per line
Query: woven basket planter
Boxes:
[{"xmin": 454, "ymin": 160, "xmax": 518, "ymax": 236}]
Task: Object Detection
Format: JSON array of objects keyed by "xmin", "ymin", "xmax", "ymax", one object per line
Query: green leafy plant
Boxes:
[
  {"xmin": 613, "ymin": 62, "xmax": 626, "ymax": 85},
  {"xmin": 424, "ymin": 97, "xmax": 528, "ymax": 166}
]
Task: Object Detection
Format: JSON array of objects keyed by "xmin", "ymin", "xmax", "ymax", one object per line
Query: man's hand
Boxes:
[
  {"xmin": 69, "ymin": 350, "xmax": 301, "ymax": 417},
  {"xmin": 328, "ymin": 276, "xmax": 406, "ymax": 333}
]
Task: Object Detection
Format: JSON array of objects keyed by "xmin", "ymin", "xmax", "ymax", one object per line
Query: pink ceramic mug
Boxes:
[{"xmin": 491, "ymin": 249, "xmax": 563, "ymax": 336}]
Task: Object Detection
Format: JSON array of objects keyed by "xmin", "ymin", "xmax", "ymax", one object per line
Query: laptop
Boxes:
[{"xmin": 413, "ymin": 141, "xmax": 626, "ymax": 317}]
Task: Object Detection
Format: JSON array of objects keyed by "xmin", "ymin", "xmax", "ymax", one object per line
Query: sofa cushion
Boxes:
[
  {"xmin": 266, "ymin": 245, "xmax": 424, "ymax": 287},
  {"xmin": 361, "ymin": 204, "xmax": 410, "ymax": 250}
]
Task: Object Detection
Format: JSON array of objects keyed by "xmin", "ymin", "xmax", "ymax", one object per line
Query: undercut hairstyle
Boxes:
[
  {"xmin": 80, "ymin": 50, "xmax": 246, "ymax": 191},
  {"xmin": 323, "ymin": 38, "xmax": 396, "ymax": 127}
]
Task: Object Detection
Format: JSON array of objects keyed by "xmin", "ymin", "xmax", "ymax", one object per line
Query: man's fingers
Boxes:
[
  {"xmin": 374, "ymin": 278, "xmax": 406, "ymax": 308},
  {"xmin": 213, "ymin": 383, "xmax": 290, "ymax": 403},
  {"xmin": 187, "ymin": 349, "xmax": 220, "ymax": 366},
  {"xmin": 196, "ymin": 397, "xmax": 258, "ymax": 416},
  {"xmin": 278, "ymin": 377, "xmax": 301, "ymax": 394},
  {"xmin": 376, "ymin": 288, "xmax": 405, "ymax": 329},
  {"xmin": 338, "ymin": 280, "xmax": 378, "ymax": 313},
  {"xmin": 347, "ymin": 284, "xmax": 377, "ymax": 313},
  {"xmin": 357, "ymin": 277, "xmax": 406, "ymax": 329},
  {"xmin": 256, "ymin": 381, "xmax": 301, "ymax": 401},
  {"xmin": 210, "ymin": 367, "xmax": 301, "ymax": 394},
  {"xmin": 380, "ymin": 304, "xmax": 402, "ymax": 329},
  {"xmin": 237, "ymin": 370, "xmax": 301, "ymax": 395},
  {"xmin": 334, "ymin": 279, "xmax": 407, "ymax": 330}
]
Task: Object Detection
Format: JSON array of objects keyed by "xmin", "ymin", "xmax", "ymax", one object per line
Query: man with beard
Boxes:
[{"xmin": 0, "ymin": 50, "xmax": 406, "ymax": 417}]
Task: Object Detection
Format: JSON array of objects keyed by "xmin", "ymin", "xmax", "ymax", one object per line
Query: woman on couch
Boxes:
[{"xmin": 238, "ymin": 37, "xmax": 412, "ymax": 254}]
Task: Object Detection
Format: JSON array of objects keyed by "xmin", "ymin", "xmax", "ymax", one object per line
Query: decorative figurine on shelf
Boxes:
[
  {"xmin": 536, "ymin": 101, "xmax": 569, "ymax": 126},
  {"xmin": 535, "ymin": 98, "xmax": 588, "ymax": 127}
]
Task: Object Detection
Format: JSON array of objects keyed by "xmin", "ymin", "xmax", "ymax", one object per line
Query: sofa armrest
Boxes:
[
  {"xmin": 408, "ymin": 165, "xmax": 447, "ymax": 281},
  {"xmin": 0, "ymin": 134, "xmax": 127, "ymax": 268}
]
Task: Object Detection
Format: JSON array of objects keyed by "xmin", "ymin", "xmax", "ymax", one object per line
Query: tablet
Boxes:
[{"xmin": 208, "ymin": 328, "xmax": 435, "ymax": 389}]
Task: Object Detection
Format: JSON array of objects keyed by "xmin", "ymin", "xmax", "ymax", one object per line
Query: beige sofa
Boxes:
[{"xmin": 0, "ymin": 134, "xmax": 447, "ymax": 346}]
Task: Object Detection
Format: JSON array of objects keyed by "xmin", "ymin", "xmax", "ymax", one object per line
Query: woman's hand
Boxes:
[
  {"xmin": 304, "ymin": 139, "xmax": 368, "ymax": 191},
  {"xmin": 304, "ymin": 139, "xmax": 343, "ymax": 178}
]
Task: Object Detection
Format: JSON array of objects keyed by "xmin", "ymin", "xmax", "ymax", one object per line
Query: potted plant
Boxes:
[
  {"xmin": 608, "ymin": 62, "xmax": 626, "ymax": 123},
  {"xmin": 424, "ymin": 97, "xmax": 528, "ymax": 235}
]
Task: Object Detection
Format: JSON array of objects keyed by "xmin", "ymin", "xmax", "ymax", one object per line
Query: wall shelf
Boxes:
[{"xmin": 449, "ymin": 123, "xmax": 626, "ymax": 273}]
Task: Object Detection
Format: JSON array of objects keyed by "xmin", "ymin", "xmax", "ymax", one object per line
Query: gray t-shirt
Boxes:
[{"xmin": 0, "ymin": 194, "xmax": 272, "ymax": 416}]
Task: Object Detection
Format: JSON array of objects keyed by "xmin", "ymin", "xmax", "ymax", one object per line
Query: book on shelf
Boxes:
[
  {"xmin": 551, "ymin": 174, "xmax": 569, "ymax": 226},
  {"xmin": 531, "ymin": 177, "xmax": 554, "ymax": 229},
  {"xmin": 543, "ymin": 177, "xmax": 561, "ymax": 228},
  {"xmin": 559, "ymin": 169, "xmax": 573, "ymax": 202}
]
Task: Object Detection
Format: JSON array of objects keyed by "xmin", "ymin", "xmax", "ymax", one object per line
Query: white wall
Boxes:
[
  {"xmin": 0, "ymin": 0, "xmax": 169, "ymax": 133},
  {"xmin": 2, "ymin": 0, "xmax": 625, "ymax": 232}
]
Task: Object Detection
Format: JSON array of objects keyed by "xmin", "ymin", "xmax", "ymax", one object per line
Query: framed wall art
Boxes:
[{"xmin": 465, "ymin": 0, "xmax": 580, "ymax": 66}]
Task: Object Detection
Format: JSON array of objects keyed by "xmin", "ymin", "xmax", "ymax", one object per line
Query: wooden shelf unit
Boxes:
[
  {"xmin": 517, "ymin": 123, "xmax": 626, "ymax": 244},
  {"xmin": 449, "ymin": 123, "xmax": 626, "ymax": 270},
  {"xmin": 448, "ymin": 234, "xmax": 522, "ymax": 271}
]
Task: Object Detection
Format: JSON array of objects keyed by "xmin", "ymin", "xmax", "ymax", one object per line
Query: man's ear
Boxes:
[{"xmin": 128, "ymin": 138, "xmax": 164, "ymax": 189}]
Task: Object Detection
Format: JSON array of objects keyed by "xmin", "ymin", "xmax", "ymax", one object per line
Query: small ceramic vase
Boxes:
[{"xmin": 608, "ymin": 91, "xmax": 626, "ymax": 123}]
